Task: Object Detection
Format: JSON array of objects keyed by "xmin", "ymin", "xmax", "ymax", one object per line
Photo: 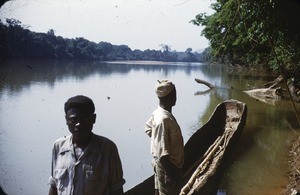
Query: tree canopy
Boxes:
[{"xmin": 192, "ymin": 0, "xmax": 300, "ymax": 75}]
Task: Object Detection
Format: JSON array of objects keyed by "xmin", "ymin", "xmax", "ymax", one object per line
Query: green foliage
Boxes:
[
  {"xmin": 0, "ymin": 19, "xmax": 203, "ymax": 62},
  {"xmin": 192, "ymin": 0, "xmax": 300, "ymax": 74}
]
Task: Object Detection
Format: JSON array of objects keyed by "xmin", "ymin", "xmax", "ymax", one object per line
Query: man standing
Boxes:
[
  {"xmin": 48, "ymin": 95, "xmax": 125, "ymax": 195},
  {"xmin": 145, "ymin": 80, "xmax": 184, "ymax": 195}
]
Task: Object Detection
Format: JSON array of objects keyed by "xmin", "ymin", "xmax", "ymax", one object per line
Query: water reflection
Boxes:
[
  {"xmin": 0, "ymin": 59, "xmax": 298, "ymax": 194},
  {"xmin": 0, "ymin": 60, "xmax": 204, "ymax": 92}
]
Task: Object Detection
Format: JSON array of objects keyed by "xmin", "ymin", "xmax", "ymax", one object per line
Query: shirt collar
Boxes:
[
  {"xmin": 84, "ymin": 133, "xmax": 102, "ymax": 155},
  {"xmin": 59, "ymin": 133, "xmax": 101, "ymax": 155},
  {"xmin": 157, "ymin": 106, "xmax": 173, "ymax": 116},
  {"xmin": 59, "ymin": 135, "xmax": 72, "ymax": 154}
]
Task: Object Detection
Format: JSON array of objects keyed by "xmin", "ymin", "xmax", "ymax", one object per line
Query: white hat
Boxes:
[{"xmin": 155, "ymin": 80, "xmax": 175, "ymax": 97}]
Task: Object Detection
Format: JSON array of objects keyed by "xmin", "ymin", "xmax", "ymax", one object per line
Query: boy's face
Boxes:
[{"xmin": 65, "ymin": 108, "xmax": 96, "ymax": 142}]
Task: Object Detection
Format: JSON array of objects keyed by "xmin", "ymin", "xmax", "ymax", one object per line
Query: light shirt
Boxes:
[
  {"xmin": 145, "ymin": 106, "xmax": 184, "ymax": 168},
  {"xmin": 49, "ymin": 133, "xmax": 125, "ymax": 195}
]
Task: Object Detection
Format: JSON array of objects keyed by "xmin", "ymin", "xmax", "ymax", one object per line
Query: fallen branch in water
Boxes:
[
  {"xmin": 195, "ymin": 78, "xmax": 215, "ymax": 89},
  {"xmin": 261, "ymin": 75, "xmax": 284, "ymax": 88},
  {"xmin": 244, "ymin": 75, "xmax": 284, "ymax": 105}
]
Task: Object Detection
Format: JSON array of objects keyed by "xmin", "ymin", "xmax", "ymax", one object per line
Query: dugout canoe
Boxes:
[{"xmin": 125, "ymin": 99, "xmax": 247, "ymax": 195}]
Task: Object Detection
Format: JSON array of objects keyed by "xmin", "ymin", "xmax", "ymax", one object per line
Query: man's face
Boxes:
[
  {"xmin": 171, "ymin": 88, "xmax": 177, "ymax": 106},
  {"xmin": 65, "ymin": 108, "xmax": 96, "ymax": 142}
]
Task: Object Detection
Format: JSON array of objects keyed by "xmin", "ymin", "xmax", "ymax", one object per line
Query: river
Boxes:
[{"xmin": 0, "ymin": 59, "xmax": 298, "ymax": 194}]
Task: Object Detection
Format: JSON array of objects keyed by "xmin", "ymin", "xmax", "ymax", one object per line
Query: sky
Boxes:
[{"xmin": 0, "ymin": 0, "xmax": 214, "ymax": 52}]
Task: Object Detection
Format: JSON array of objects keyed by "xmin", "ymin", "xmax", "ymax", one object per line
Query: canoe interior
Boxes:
[{"xmin": 125, "ymin": 99, "xmax": 247, "ymax": 195}]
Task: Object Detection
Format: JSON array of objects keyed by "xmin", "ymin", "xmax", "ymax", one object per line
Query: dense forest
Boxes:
[
  {"xmin": 2, "ymin": 0, "xmax": 300, "ymax": 74},
  {"xmin": 0, "ymin": 18, "xmax": 205, "ymax": 62},
  {"xmin": 192, "ymin": 0, "xmax": 300, "ymax": 76}
]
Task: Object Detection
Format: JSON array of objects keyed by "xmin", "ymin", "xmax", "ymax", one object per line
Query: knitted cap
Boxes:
[{"xmin": 155, "ymin": 80, "xmax": 175, "ymax": 97}]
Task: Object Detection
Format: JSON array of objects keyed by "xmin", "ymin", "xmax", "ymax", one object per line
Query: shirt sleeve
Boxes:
[
  {"xmin": 159, "ymin": 118, "xmax": 172, "ymax": 158},
  {"xmin": 145, "ymin": 117, "xmax": 153, "ymax": 137},
  {"xmin": 162, "ymin": 118, "xmax": 184, "ymax": 168},
  {"xmin": 109, "ymin": 143, "xmax": 126, "ymax": 192},
  {"xmin": 48, "ymin": 143, "xmax": 58, "ymax": 187}
]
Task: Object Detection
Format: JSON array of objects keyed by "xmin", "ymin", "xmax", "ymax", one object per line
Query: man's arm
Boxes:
[
  {"xmin": 160, "ymin": 155, "xmax": 182, "ymax": 186},
  {"xmin": 145, "ymin": 117, "xmax": 153, "ymax": 137},
  {"xmin": 160, "ymin": 155, "xmax": 176, "ymax": 177},
  {"xmin": 49, "ymin": 143, "xmax": 58, "ymax": 195},
  {"xmin": 109, "ymin": 142, "xmax": 126, "ymax": 195},
  {"xmin": 48, "ymin": 185, "xmax": 58, "ymax": 195}
]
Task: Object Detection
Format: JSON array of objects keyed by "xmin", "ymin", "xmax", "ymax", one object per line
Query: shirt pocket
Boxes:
[
  {"xmin": 53, "ymin": 168, "xmax": 69, "ymax": 192},
  {"xmin": 84, "ymin": 166, "xmax": 108, "ymax": 194}
]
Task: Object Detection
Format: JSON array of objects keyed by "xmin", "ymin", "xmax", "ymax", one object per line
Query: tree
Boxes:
[
  {"xmin": 192, "ymin": 0, "xmax": 300, "ymax": 74},
  {"xmin": 0, "ymin": 19, "xmax": 202, "ymax": 62},
  {"xmin": 47, "ymin": 29, "xmax": 55, "ymax": 36},
  {"xmin": 185, "ymin": 48, "xmax": 192, "ymax": 53},
  {"xmin": 159, "ymin": 44, "xmax": 172, "ymax": 52}
]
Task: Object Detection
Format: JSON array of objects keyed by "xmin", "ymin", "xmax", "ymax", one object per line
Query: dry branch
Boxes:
[
  {"xmin": 195, "ymin": 78, "xmax": 215, "ymax": 89},
  {"xmin": 244, "ymin": 75, "xmax": 285, "ymax": 104},
  {"xmin": 261, "ymin": 75, "xmax": 284, "ymax": 88}
]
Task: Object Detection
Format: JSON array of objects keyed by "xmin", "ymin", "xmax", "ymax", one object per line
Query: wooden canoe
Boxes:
[{"xmin": 125, "ymin": 99, "xmax": 247, "ymax": 195}]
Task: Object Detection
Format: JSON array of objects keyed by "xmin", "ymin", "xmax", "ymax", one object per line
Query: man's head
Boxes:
[
  {"xmin": 64, "ymin": 95, "xmax": 95, "ymax": 115},
  {"xmin": 155, "ymin": 80, "xmax": 175, "ymax": 98},
  {"xmin": 64, "ymin": 95, "xmax": 96, "ymax": 144},
  {"xmin": 155, "ymin": 80, "xmax": 177, "ymax": 107}
]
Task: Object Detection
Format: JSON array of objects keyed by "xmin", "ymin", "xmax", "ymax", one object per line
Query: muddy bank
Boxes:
[{"xmin": 283, "ymin": 136, "xmax": 300, "ymax": 195}]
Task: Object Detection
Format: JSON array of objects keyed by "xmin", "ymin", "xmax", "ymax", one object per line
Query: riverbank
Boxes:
[
  {"xmin": 226, "ymin": 65, "xmax": 300, "ymax": 194},
  {"xmin": 283, "ymin": 135, "xmax": 300, "ymax": 195}
]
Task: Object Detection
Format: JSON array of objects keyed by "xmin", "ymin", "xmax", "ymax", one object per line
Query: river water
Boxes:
[{"xmin": 0, "ymin": 60, "xmax": 299, "ymax": 194}]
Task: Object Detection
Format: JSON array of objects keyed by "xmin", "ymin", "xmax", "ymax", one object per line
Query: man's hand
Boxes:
[
  {"xmin": 160, "ymin": 156, "xmax": 179, "ymax": 185},
  {"xmin": 164, "ymin": 173, "xmax": 176, "ymax": 186}
]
